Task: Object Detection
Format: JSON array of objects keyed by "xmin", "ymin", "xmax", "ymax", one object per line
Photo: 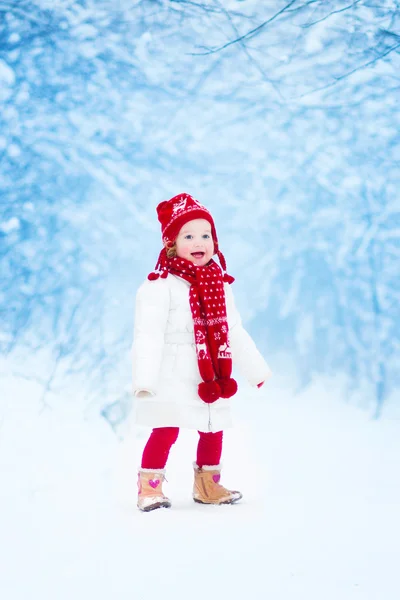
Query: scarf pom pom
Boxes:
[
  {"xmin": 217, "ymin": 377, "xmax": 238, "ymax": 398},
  {"xmin": 223, "ymin": 273, "xmax": 235, "ymax": 284},
  {"xmin": 198, "ymin": 381, "xmax": 221, "ymax": 403},
  {"xmin": 148, "ymin": 272, "xmax": 160, "ymax": 281}
]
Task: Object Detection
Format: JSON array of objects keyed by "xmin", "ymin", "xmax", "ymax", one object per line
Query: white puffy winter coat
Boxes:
[{"xmin": 131, "ymin": 274, "xmax": 272, "ymax": 433}]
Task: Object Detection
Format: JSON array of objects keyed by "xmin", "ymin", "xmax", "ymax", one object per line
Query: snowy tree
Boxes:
[{"xmin": 1, "ymin": 0, "xmax": 399, "ymax": 416}]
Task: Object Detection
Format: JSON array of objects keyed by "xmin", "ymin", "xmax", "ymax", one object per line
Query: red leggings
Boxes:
[{"xmin": 141, "ymin": 427, "xmax": 223, "ymax": 470}]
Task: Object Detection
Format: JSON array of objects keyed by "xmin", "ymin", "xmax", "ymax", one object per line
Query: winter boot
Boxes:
[
  {"xmin": 137, "ymin": 469, "xmax": 171, "ymax": 512},
  {"xmin": 193, "ymin": 463, "xmax": 242, "ymax": 505}
]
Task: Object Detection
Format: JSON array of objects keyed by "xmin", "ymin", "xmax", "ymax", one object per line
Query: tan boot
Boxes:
[
  {"xmin": 137, "ymin": 469, "xmax": 171, "ymax": 512},
  {"xmin": 193, "ymin": 463, "xmax": 242, "ymax": 505}
]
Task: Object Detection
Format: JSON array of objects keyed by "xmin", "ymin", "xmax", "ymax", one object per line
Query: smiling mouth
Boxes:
[{"xmin": 191, "ymin": 252, "xmax": 205, "ymax": 259}]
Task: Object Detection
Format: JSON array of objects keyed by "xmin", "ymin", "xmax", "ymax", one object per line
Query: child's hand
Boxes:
[
  {"xmin": 257, "ymin": 381, "xmax": 264, "ymax": 388},
  {"xmin": 135, "ymin": 389, "xmax": 154, "ymax": 398}
]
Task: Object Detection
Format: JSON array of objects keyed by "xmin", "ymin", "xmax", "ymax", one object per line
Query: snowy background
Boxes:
[{"xmin": 1, "ymin": 2, "xmax": 399, "ymax": 598}]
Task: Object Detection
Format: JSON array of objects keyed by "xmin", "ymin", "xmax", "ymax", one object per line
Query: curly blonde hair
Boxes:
[{"xmin": 165, "ymin": 242, "xmax": 177, "ymax": 259}]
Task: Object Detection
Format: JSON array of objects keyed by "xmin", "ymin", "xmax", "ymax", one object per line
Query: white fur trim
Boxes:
[
  {"xmin": 138, "ymin": 468, "xmax": 166, "ymax": 475},
  {"xmin": 193, "ymin": 462, "xmax": 221, "ymax": 471}
]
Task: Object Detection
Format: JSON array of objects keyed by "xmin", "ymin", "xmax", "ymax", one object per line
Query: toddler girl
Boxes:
[{"xmin": 132, "ymin": 193, "xmax": 271, "ymax": 511}]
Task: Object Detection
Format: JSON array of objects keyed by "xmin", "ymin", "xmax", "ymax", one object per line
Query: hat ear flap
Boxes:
[
  {"xmin": 217, "ymin": 250, "xmax": 227, "ymax": 272},
  {"xmin": 217, "ymin": 250, "xmax": 235, "ymax": 284},
  {"xmin": 148, "ymin": 248, "xmax": 169, "ymax": 280}
]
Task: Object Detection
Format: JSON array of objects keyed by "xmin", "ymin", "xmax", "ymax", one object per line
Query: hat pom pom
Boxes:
[
  {"xmin": 148, "ymin": 272, "xmax": 159, "ymax": 281},
  {"xmin": 217, "ymin": 377, "xmax": 238, "ymax": 398},
  {"xmin": 198, "ymin": 381, "xmax": 221, "ymax": 403},
  {"xmin": 223, "ymin": 273, "xmax": 235, "ymax": 284}
]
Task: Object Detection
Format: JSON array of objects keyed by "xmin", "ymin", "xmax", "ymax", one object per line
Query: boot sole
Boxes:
[
  {"xmin": 139, "ymin": 500, "xmax": 171, "ymax": 512},
  {"xmin": 193, "ymin": 494, "xmax": 242, "ymax": 505}
]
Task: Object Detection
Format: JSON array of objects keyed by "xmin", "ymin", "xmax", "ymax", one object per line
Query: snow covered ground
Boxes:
[{"xmin": 1, "ymin": 377, "xmax": 399, "ymax": 600}]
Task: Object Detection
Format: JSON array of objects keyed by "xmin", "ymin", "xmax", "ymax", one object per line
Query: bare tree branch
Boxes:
[
  {"xmin": 0, "ymin": 2, "xmax": 49, "ymax": 24},
  {"xmin": 300, "ymin": 0, "xmax": 363, "ymax": 28},
  {"xmin": 170, "ymin": 0, "xmax": 254, "ymax": 20},
  {"xmin": 296, "ymin": 41, "xmax": 400, "ymax": 99},
  {"xmin": 211, "ymin": 0, "xmax": 285, "ymax": 100},
  {"xmin": 189, "ymin": 0, "xmax": 298, "ymax": 55},
  {"xmin": 380, "ymin": 28, "xmax": 400, "ymax": 41}
]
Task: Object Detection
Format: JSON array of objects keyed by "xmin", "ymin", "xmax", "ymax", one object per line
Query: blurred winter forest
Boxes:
[{"xmin": 1, "ymin": 0, "xmax": 399, "ymax": 420}]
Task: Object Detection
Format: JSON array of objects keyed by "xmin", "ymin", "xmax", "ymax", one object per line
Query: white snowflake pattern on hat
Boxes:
[{"xmin": 172, "ymin": 194, "xmax": 204, "ymax": 216}]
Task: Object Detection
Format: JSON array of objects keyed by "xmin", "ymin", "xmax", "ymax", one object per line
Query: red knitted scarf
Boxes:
[{"xmin": 150, "ymin": 255, "xmax": 238, "ymax": 403}]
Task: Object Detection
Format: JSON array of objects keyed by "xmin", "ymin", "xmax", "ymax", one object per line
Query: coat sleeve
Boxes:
[
  {"xmin": 131, "ymin": 278, "xmax": 170, "ymax": 396},
  {"xmin": 225, "ymin": 283, "xmax": 272, "ymax": 387}
]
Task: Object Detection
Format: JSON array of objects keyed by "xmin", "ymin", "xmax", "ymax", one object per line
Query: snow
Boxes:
[
  {"xmin": 1, "ymin": 377, "xmax": 399, "ymax": 600},
  {"xmin": 6, "ymin": 144, "xmax": 21, "ymax": 158},
  {"xmin": 0, "ymin": 58, "xmax": 15, "ymax": 85},
  {"xmin": 0, "ymin": 217, "xmax": 20, "ymax": 233},
  {"xmin": 1, "ymin": 2, "xmax": 399, "ymax": 594}
]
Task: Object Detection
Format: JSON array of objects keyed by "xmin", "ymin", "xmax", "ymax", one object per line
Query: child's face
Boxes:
[{"xmin": 175, "ymin": 218, "xmax": 214, "ymax": 266}]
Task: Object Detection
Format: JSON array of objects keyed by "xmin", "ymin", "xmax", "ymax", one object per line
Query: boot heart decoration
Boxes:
[
  {"xmin": 149, "ymin": 479, "xmax": 160, "ymax": 489},
  {"xmin": 212, "ymin": 474, "xmax": 221, "ymax": 483}
]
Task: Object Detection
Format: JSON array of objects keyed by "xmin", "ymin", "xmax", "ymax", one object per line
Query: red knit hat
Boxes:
[
  {"xmin": 157, "ymin": 193, "xmax": 218, "ymax": 249},
  {"xmin": 149, "ymin": 193, "xmax": 233, "ymax": 281}
]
